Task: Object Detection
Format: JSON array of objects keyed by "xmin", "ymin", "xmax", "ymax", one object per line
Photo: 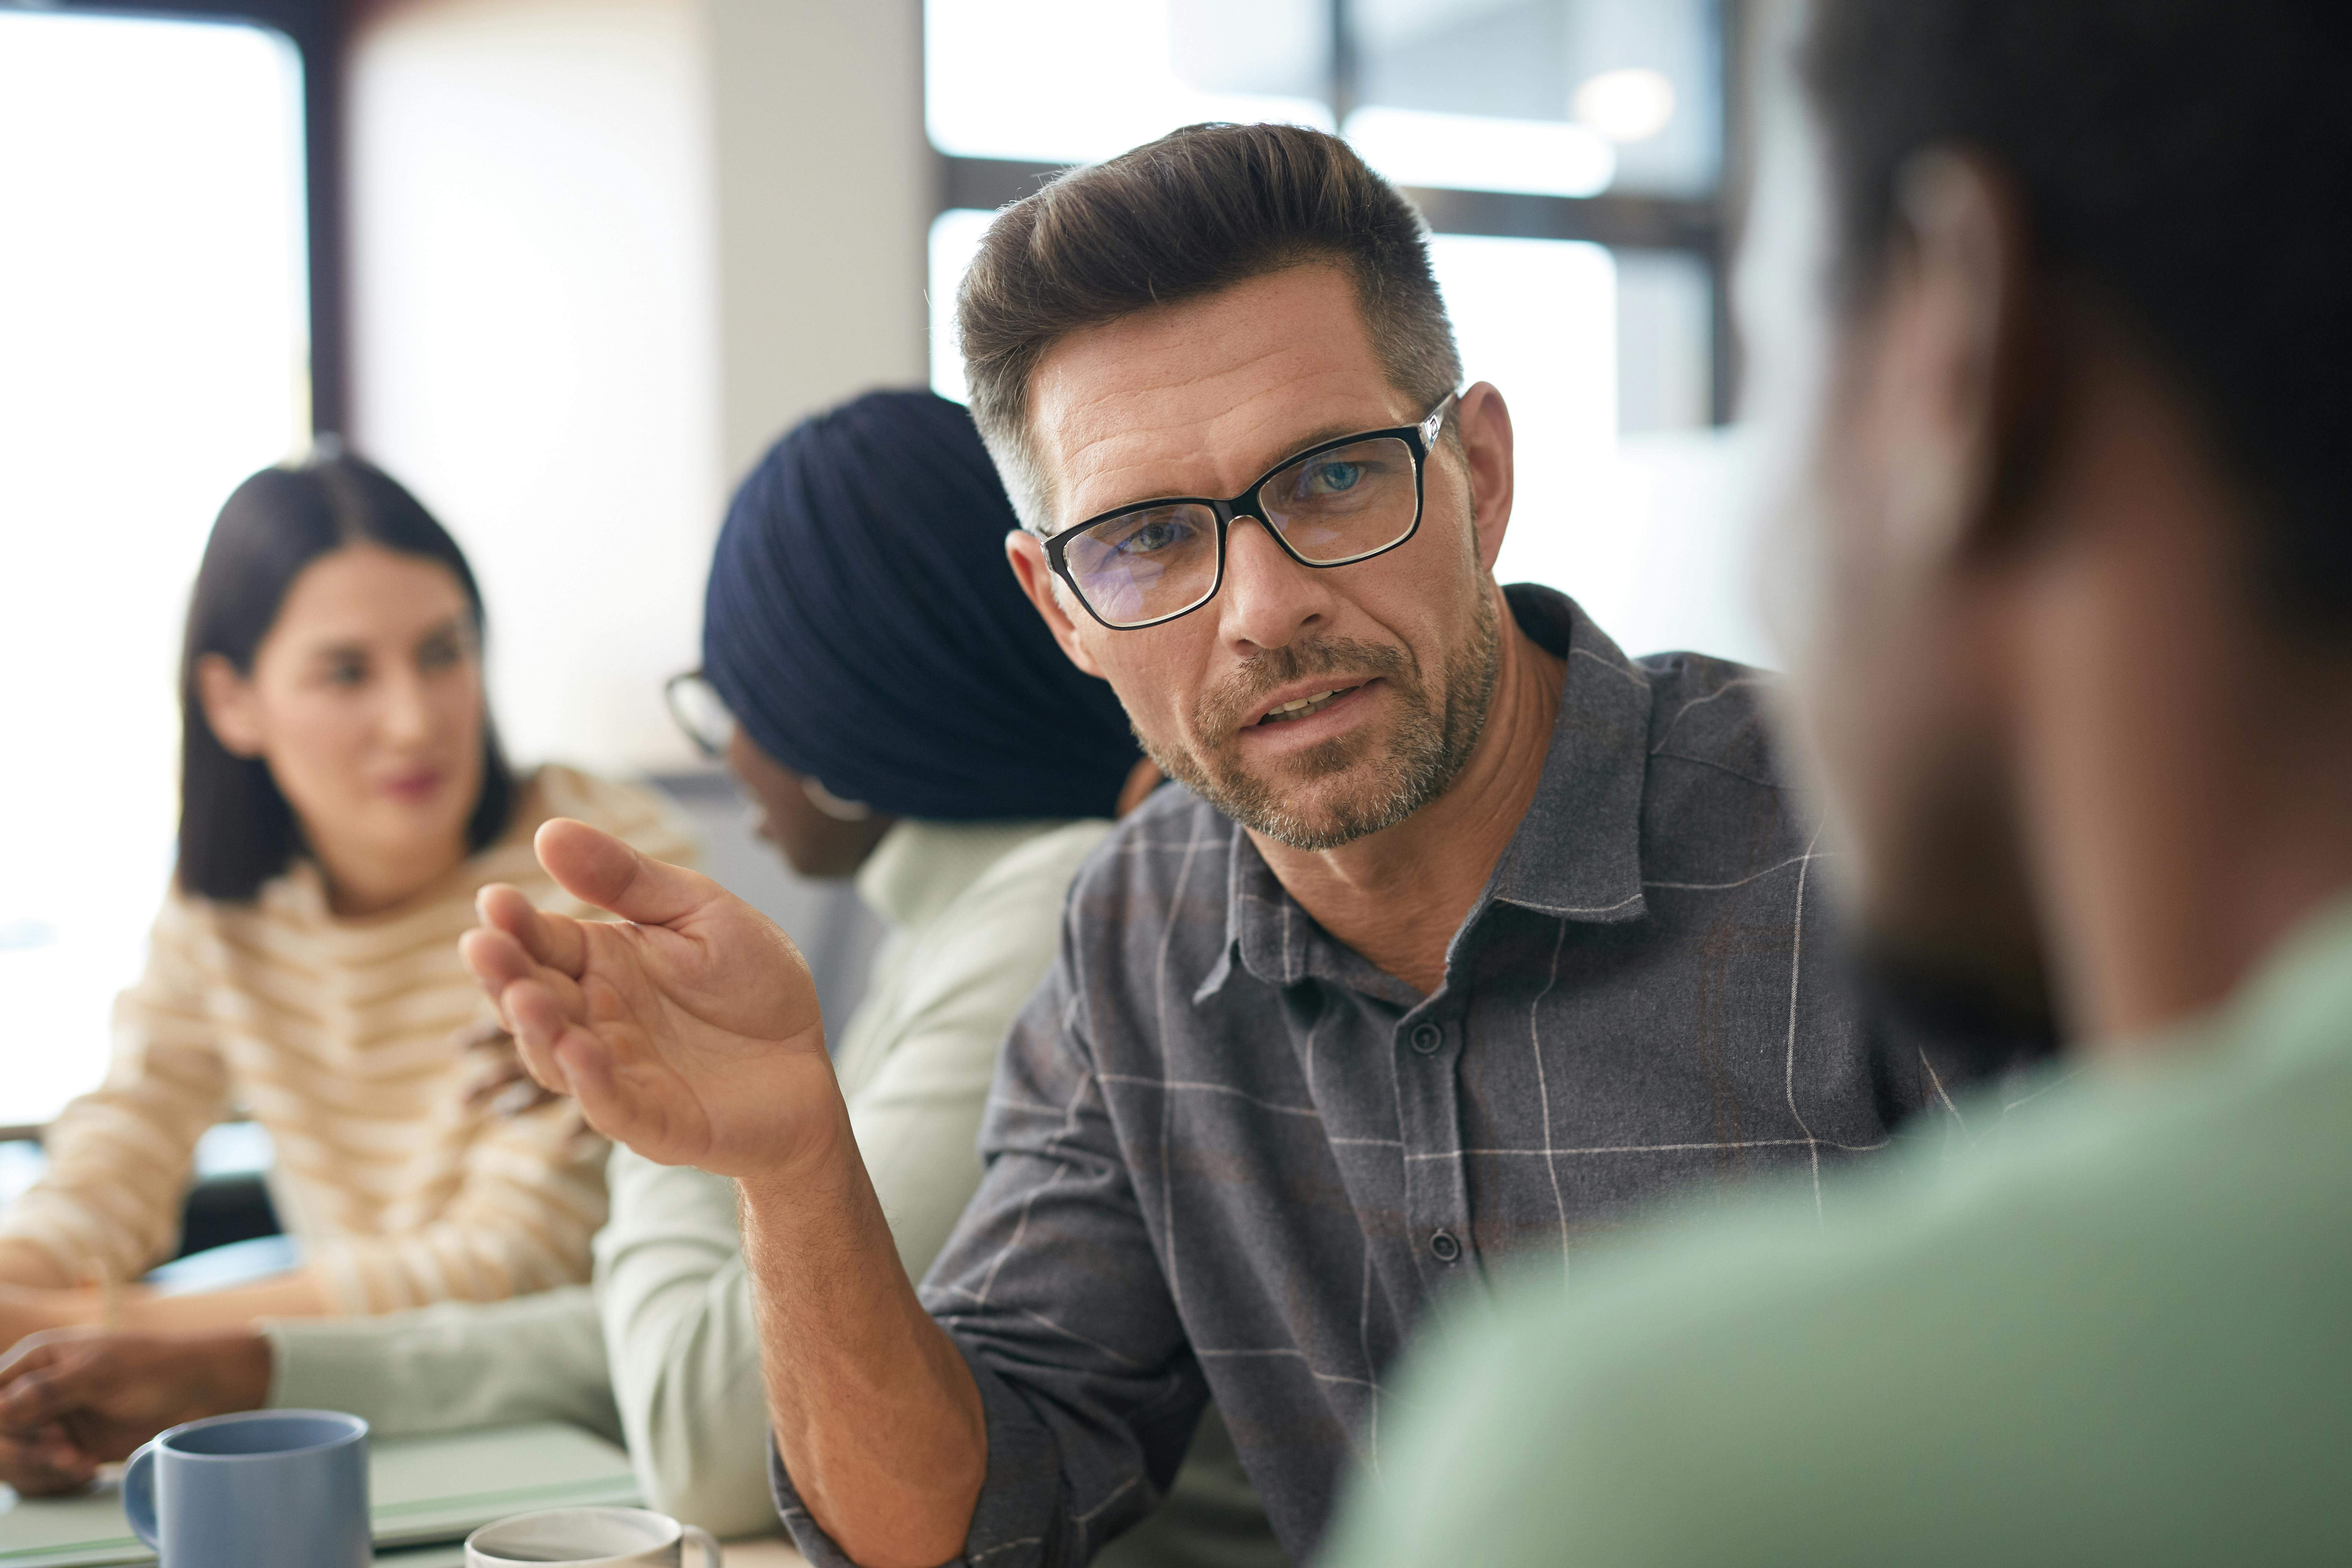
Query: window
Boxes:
[
  {"xmin": 924, "ymin": 0, "xmax": 1771, "ymax": 667},
  {"xmin": 0, "ymin": 11, "xmax": 311, "ymax": 1133}
]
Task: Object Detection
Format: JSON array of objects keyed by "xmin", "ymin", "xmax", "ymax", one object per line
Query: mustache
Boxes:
[{"xmin": 1194, "ymin": 636, "xmax": 1416, "ymax": 736}]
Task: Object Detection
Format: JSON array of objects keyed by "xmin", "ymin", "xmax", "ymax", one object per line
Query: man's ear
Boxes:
[
  {"xmin": 196, "ymin": 652, "xmax": 265, "ymax": 758},
  {"xmin": 1004, "ymin": 530, "xmax": 1107, "ymax": 678},
  {"xmin": 1873, "ymin": 150, "xmax": 2037, "ymax": 573},
  {"xmin": 1451, "ymin": 381, "xmax": 1516, "ymax": 575}
]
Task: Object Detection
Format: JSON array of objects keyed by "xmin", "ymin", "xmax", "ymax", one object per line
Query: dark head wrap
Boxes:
[{"xmin": 702, "ymin": 389, "xmax": 1139, "ymax": 822}]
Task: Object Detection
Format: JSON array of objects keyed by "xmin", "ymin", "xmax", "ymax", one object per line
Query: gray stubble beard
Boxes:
[{"xmin": 1140, "ymin": 585, "xmax": 1503, "ymax": 851}]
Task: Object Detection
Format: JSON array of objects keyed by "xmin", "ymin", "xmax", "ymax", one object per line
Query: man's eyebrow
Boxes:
[
  {"xmin": 1074, "ymin": 416, "xmax": 1399, "ymax": 524},
  {"xmin": 1264, "ymin": 421, "xmax": 1379, "ymax": 462}
]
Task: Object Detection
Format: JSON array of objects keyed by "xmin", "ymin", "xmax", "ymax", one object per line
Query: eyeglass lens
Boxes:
[
  {"xmin": 1061, "ymin": 435, "xmax": 1421, "ymax": 628},
  {"xmin": 665, "ymin": 674, "xmax": 736, "ymax": 759}
]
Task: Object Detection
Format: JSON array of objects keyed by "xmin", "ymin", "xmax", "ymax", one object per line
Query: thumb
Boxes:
[{"xmin": 533, "ymin": 819, "xmax": 718, "ymax": 928}]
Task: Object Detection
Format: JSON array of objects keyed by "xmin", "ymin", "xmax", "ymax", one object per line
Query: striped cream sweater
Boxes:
[{"xmin": 0, "ymin": 765, "xmax": 695, "ymax": 1313}]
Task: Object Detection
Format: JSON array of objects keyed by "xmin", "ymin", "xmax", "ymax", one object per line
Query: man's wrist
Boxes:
[{"xmin": 734, "ymin": 1094, "xmax": 865, "ymax": 1211}]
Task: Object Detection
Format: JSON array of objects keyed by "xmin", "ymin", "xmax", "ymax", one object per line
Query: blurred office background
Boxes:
[{"xmin": 0, "ymin": 0, "xmax": 1793, "ymax": 1189}]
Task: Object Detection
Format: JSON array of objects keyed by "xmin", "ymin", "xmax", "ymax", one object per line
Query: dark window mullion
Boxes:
[
  {"xmin": 931, "ymin": 2, "xmax": 1744, "ymax": 428},
  {"xmin": 940, "ymin": 155, "xmax": 1716, "ymax": 256}
]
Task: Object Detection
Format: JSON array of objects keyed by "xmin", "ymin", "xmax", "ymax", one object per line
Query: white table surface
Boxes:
[{"xmin": 723, "ymin": 1536, "xmax": 808, "ymax": 1566}]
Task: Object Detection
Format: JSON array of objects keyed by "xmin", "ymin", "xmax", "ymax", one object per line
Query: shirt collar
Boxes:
[
  {"xmin": 855, "ymin": 818, "xmax": 1078, "ymax": 932},
  {"xmin": 1203, "ymin": 585, "xmax": 1653, "ymax": 1003}
]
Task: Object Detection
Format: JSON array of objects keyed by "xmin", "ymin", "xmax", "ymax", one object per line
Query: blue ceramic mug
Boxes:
[{"xmin": 122, "ymin": 1408, "xmax": 371, "ymax": 1568}]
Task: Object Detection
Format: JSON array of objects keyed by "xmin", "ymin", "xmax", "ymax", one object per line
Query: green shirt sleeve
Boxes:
[
  {"xmin": 842, "ymin": 825, "xmax": 1115, "ymax": 1284},
  {"xmin": 592, "ymin": 1148, "xmax": 776, "ymax": 1538},
  {"xmin": 264, "ymin": 1284, "xmax": 620, "ymax": 1446}
]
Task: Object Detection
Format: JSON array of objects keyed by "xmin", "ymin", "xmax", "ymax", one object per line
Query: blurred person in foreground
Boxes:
[
  {"xmin": 0, "ymin": 393, "xmax": 1280, "ymax": 1562},
  {"xmin": 0, "ymin": 453, "xmax": 685, "ymax": 1344},
  {"xmin": 460, "ymin": 125, "xmax": 2003, "ymax": 1568},
  {"xmin": 1322, "ymin": 2, "xmax": 2352, "ymax": 1563}
]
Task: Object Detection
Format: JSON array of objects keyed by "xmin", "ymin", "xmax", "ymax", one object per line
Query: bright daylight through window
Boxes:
[
  {"xmin": 924, "ymin": 0, "xmax": 1768, "ymax": 671},
  {"xmin": 0, "ymin": 12, "xmax": 310, "ymax": 1136}
]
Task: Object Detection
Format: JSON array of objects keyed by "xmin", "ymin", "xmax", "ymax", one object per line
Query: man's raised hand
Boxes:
[{"xmin": 460, "ymin": 818, "xmax": 837, "ymax": 1177}]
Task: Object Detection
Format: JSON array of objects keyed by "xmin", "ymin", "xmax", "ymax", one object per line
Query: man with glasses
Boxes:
[{"xmin": 462, "ymin": 124, "xmax": 1997, "ymax": 1567}]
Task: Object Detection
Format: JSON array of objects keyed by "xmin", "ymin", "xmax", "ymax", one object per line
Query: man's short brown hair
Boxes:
[{"xmin": 955, "ymin": 121, "xmax": 1464, "ymax": 532}]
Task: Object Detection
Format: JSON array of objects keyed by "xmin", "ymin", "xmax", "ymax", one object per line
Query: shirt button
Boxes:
[
  {"xmin": 1429, "ymin": 1228, "xmax": 1462, "ymax": 1263},
  {"xmin": 1408, "ymin": 1022, "xmax": 1443, "ymax": 1055}
]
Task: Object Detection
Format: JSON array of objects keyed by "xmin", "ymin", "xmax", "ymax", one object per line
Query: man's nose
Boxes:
[{"xmin": 1214, "ymin": 514, "xmax": 1335, "ymax": 653}]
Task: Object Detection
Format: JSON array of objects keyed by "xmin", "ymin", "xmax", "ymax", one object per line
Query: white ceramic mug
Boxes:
[{"xmin": 463, "ymin": 1506, "xmax": 722, "ymax": 1567}]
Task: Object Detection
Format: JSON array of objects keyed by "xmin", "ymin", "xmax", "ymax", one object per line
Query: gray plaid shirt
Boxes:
[{"xmin": 773, "ymin": 586, "xmax": 1982, "ymax": 1565}]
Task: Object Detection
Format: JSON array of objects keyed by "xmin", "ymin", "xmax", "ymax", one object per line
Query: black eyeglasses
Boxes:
[
  {"xmin": 1040, "ymin": 396, "xmax": 1454, "ymax": 631},
  {"xmin": 664, "ymin": 670, "xmax": 734, "ymax": 760}
]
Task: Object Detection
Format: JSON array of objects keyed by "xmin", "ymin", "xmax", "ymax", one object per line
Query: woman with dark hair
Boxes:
[
  {"xmin": 0, "ymin": 450, "xmax": 691, "ymax": 1338},
  {"xmin": 0, "ymin": 398, "xmax": 1276, "ymax": 1563}
]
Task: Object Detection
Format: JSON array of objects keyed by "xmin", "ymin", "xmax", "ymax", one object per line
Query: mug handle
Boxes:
[
  {"xmin": 682, "ymin": 1524, "xmax": 722, "ymax": 1568},
  {"xmin": 121, "ymin": 1439, "xmax": 162, "ymax": 1549}
]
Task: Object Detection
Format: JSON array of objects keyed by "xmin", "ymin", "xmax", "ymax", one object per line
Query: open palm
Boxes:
[{"xmin": 461, "ymin": 818, "xmax": 835, "ymax": 1176}]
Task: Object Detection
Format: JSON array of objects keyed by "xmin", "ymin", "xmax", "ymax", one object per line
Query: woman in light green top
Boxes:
[{"xmin": 0, "ymin": 392, "xmax": 1279, "ymax": 1565}]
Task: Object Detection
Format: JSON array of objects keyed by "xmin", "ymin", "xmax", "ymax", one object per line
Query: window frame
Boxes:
[
  {"xmin": 0, "ymin": 0, "xmax": 340, "ymax": 1143},
  {"xmin": 928, "ymin": 0, "xmax": 1752, "ymax": 425},
  {"xmin": 30, "ymin": 0, "xmax": 348, "ymax": 437}
]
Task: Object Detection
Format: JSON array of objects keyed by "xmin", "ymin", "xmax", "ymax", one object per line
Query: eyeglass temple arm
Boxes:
[{"xmin": 1420, "ymin": 394, "xmax": 1455, "ymax": 446}]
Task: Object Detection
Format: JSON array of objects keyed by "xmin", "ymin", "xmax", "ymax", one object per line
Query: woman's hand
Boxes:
[
  {"xmin": 456, "ymin": 1016, "xmax": 562, "ymax": 1118},
  {"xmin": 0, "ymin": 1328, "xmax": 273, "ymax": 1495},
  {"xmin": 461, "ymin": 818, "xmax": 840, "ymax": 1178}
]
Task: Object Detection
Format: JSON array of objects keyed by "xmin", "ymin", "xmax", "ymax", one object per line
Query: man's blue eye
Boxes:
[
  {"xmin": 1302, "ymin": 460, "xmax": 1364, "ymax": 496},
  {"xmin": 1116, "ymin": 516, "xmax": 1195, "ymax": 555}
]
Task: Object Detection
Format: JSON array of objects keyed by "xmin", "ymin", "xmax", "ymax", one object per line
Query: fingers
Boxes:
[
  {"xmin": 451, "ymin": 1016, "xmax": 512, "ymax": 1052},
  {"xmin": 455, "ymin": 1020, "xmax": 559, "ymax": 1116},
  {"xmin": 462, "ymin": 1051, "xmax": 531, "ymax": 1110},
  {"xmin": 0, "ymin": 1426, "xmax": 97, "ymax": 1496},
  {"xmin": 463, "ymin": 1052, "xmax": 558, "ymax": 1117},
  {"xmin": 489, "ymin": 1078, "xmax": 562, "ymax": 1117},
  {"xmin": 460, "ymin": 925, "xmax": 534, "ymax": 999},
  {"xmin": 463, "ymin": 927, "xmax": 589, "ymax": 1032},
  {"xmin": 549, "ymin": 1032, "xmax": 624, "ymax": 1138},
  {"xmin": 0, "ymin": 1338, "xmax": 68, "ymax": 1424},
  {"xmin": 475, "ymin": 883, "xmax": 589, "ymax": 976},
  {"xmin": 535, "ymin": 818, "xmax": 720, "ymax": 928},
  {"xmin": 497, "ymin": 976, "xmax": 587, "ymax": 1097},
  {"xmin": 0, "ymin": 1335, "xmax": 114, "ymax": 1431},
  {"xmin": 0, "ymin": 1363, "xmax": 80, "ymax": 1430}
]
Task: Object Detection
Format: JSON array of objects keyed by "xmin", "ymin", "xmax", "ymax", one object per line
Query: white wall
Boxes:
[
  {"xmin": 706, "ymin": 0, "xmax": 930, "ymax": 481},
  {"xmin": 350, "ymin": 0, "xmax": 721, "ymax": 772},
  {"xmin": 347, "ymin": 0, "xmax": 932, "ymax": 774}
]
